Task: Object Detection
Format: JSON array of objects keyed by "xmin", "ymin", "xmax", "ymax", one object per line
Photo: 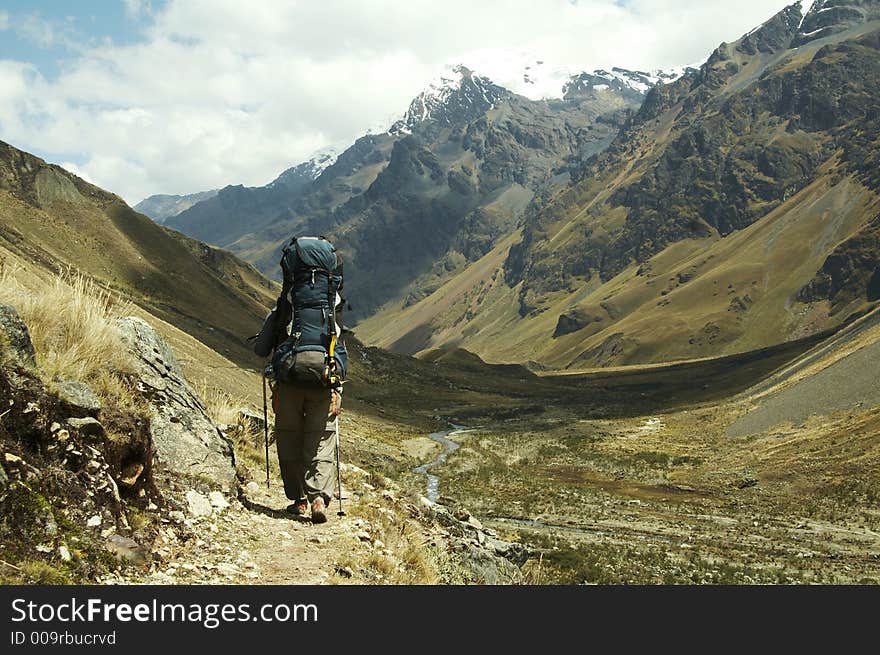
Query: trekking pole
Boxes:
[
  {"xmin": 262, "ymin": 373, "xmax": 270, "ymax": 489},
  {"xmin": 335, "ymin": 416, "xmax": 345, "ymax": 516}
]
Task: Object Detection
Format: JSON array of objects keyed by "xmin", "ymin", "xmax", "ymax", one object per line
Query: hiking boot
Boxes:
[
  {"xmin": 311, "ymin": 497, "xmax": 327, "ymax": 524},
  {"xmin": 287, "ymin": 499, "xmax": 309, "ymax": 516}
]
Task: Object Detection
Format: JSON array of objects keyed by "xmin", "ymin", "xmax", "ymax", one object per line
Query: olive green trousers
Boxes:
[{"xmin": 273, "ymin": 383, "xmax": 335, "ymax": 504}]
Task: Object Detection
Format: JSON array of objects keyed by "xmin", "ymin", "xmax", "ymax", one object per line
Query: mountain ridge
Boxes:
[{"xmin": 355, "ymin": 0, "xmax": 880, "ymax": 367}]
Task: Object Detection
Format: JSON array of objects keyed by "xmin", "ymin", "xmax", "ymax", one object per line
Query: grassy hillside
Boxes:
[{"xmin": 0, "ymin": 140, "xmax": 278, "ymax": 367}]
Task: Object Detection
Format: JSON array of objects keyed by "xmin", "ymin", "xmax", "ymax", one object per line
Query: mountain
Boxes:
[
  {"xmin": 134, "ymin": 190, "xmax": 218, "ymax": 223},
  {"xmin": 0, "ymin": 139, "xmax": 277, "ymax": 366},
  {"xmin": 166, "ymin": 63, "xmax": 677, "ymax": 319},
  {"xmin": 357, "ymin": 0, "xmax": 880, "ymax": 366}
]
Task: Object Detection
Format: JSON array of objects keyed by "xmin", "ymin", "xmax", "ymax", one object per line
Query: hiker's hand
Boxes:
[{"xmin": 329, "ymin": 389, "xmax": 342, "ymax": 419}]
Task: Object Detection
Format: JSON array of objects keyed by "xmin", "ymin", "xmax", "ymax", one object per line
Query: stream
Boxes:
[{"xmin": 412, "ymin": 425, "xmax": 470, "ymax": 503}]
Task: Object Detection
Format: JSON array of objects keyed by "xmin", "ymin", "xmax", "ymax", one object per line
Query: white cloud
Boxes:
[
  {"xmin": 123, "ymin": 0, "xmax": 153, "ymax": 19},
  {"xmin": 0, "ymin": 0, "xmax": 799, "ymax": 205},
  {"xmin": 19, "ymin": 14, "xmax": 58, "ymax": 48}
]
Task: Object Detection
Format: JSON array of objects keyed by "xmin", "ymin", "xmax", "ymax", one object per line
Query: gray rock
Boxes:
[
  {"xmin": 456, "ymin": 543, "xmax": 523, "ymax": 585},
  {"xmin": 66, "ymin": 417, "xmax": 104, "ymax": 436},
  {"xmin": 208, "ymin": 491, "xmax": 229, "ymax": 510},
  {"xmin": 486, "ymin": 537, "xmax": 530, "ymax": 566},
  {"xmin": 0, "ymin": 461, "xmax": 8, "ymax": 490},
  {"xmin": 185, "ymin": 490, "xmax": 213, "ymax": 517},
  {"xmin": 104, "ymin": 534, "xmax": 149, "ymax": 566},
  {"xmin": 54, "ymin": 378, "xmax": 102, "ymax": 415},
  {"xmin": 0, "ymin": 304, "xmax": 36, "ymax": 365},
  {"xmin": 116, "ymin": 317, "xmax": 235, "ymax": 490}
]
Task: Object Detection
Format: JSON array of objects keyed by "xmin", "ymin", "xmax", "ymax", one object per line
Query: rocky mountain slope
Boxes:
[
  {"xmin": 165, "ymin": 63, "xmax": 671, "ymax": 319},
  {"xmin": 357, "ymin": 0, "xmax": 880, "ymax": 367}
]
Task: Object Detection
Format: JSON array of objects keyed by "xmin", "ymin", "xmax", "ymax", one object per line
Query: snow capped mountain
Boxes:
[
  {"xmin": 385, "ymin": 57, "xmax": 697, "ymax": 136},
  {"xmin": 268, "ymin": 145, "xmax": 340, "ymax": 189},
  {"xmin": 562, "ymin": 66, "xmax": 696, "ymax": 100},
  {"xmin": 389, "ymin": 65, "xmax": 506, "ymax": 135},
  {"xmin": 448, "ymin": 49, "xmax": 697, "ymax": 101}
]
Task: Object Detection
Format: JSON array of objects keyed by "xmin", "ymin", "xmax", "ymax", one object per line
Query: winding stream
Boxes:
[{"xmin": 413, "ymin": 426, "xmax": 470, "ymax": 503}]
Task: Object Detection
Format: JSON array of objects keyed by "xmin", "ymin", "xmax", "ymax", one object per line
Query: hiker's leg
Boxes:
[
  {"xmin": 274, "ymin": 382, "xmax": 307, "ymax": 501},
  {"xmin": 301, "ymin": 387, "xmax": 335, "ymax": 504}
]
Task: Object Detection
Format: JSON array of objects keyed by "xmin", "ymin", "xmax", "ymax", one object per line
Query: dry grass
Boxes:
[
  {"xmin": 0, "ymin": 262, "xmax": 140, "ymax": 409},
  {"xmin": 192, "ymin": 377, "xmax": 276, "ymax": 477}
]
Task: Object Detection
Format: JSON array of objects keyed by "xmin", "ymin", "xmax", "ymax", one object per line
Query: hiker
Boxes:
[{"xmin": 253, "ymin": 236, "xmax": 348, "ymax": 524}]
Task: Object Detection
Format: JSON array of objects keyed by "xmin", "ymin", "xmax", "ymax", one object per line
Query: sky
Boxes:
[{"xmin": 0, "ymin": 0, "xmax": 805, "ymax": 205}]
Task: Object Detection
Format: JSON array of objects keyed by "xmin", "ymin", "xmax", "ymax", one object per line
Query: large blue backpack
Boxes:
[{"xmin": 267, "ymin": 236, "xmax": 347, "ymax": 387}]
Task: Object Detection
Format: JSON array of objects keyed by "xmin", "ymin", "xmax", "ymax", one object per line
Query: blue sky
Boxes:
[
  {"xmin": 0, "ymin": 1, "xmax": 161, "ymax": 78},
  {"xmin": 0, "ymin": 0, "xmax": 803, "ymax": 204}
]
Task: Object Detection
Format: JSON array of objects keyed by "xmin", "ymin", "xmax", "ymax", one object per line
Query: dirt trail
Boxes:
[{"xmin": 110, "ymin": 483, "xmax": 364, "ymax": 585}]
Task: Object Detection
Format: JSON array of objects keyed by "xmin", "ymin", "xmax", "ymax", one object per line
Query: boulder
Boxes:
[
  {"xmin": 116, "ymin": 317, "xmax": 235, "ymax": 490},
  {"xmin": 54, "ymin": 378, "xmax": 102, "ymax": 415},
  {"xmin": 0, "ymin": 304, "xmax": 36, "ymax": 365}
]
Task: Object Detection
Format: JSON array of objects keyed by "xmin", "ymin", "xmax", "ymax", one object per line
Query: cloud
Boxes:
[
  {"xmin": 0, "ymin": 11, "xmax": 9, "ymax": 31},
  {"xmin": 123, "ymin": 0, "xmax": 155, "ymax": 20},
  {"xmin": 0, "ymin": 0, "xmax": 798, "ymax": 205},
  {"xmin": 18, "ymin": 14, "xmax": 59, "ymax": 48}
]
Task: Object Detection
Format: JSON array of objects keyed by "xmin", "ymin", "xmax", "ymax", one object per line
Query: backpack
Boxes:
[{"xmin": 259, "ymin": 236, "xmax": 347, "ymax": 387}]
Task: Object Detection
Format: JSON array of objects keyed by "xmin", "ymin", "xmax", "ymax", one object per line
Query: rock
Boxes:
[
  {"xmin": 54, "ymin": 378, "xmax": 102, "ymax": 415},
  {"xmin": 553, "ymin": 307, "xmax": 603, "ymax": 337},
  {"xmin": 0, "ymin": 304, "xmax": 36, "ymax": 365},
  {"xmin": 208, "ymin": 491, "xmax": 229, "ymax": 510},
  {"xmin": 50, "ymin": 422, "xmax": 61, "ymax": 433},
  {"xmin": 116, "ymin": 317, "xmax": 236, "ymax": 490},
  {"xmin": 486, "ymin": 538, "xmax": 530, "ymax": 566},
  {"xmin": 244, "ymin": 481, "xmax": 261, "ymax": 496},
  {"xmin": 58, "ymin": 545, "xmax": 72, "ymax": 562},
  {"xmin": 4, "ymin": 452, "xmax": 22, "ymax": 465},
  {"xmin": 736, "ymin": 477, "xmax": 758, "ymax": 489},
  {"xmin": 86, "ymin": 514, "xmax": 102, "ymax": 528},
  {"xmin": 104, "ymin": 534, "xmax": 149, "ymax": 566},
  {"xmin": 466, "ymin": 516, "xmax": 483, "ymax": 531},
  {"xmin": 0, "ymin": 462, "xmax": 7, "ymax": 490},
  {"xmin": 55, "ymin": 429, "xmax": 69, "ymax": 442},
  {"xmin": 168, "ymin": 510, "xmax": 185, "ymax": 523},
  {"xmin": 453, "ymin": 509, "xmax": 471, "ymax": 522},
  {"xmin": 66, "ymin": 417, "xmax": 104, "ymax": 437},
  {"xmin": 335, "ymin": 565, "xmax": 354, "ymax": 578},
  {"xmin": 185, "ymin": 490, "xmax": 213, "ymax": 517},
  {"xmin": 456, "ymin": 543, "xmax": 523, "ymax": 585}
]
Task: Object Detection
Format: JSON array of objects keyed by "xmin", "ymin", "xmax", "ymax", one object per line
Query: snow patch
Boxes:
[{"xmin": 798, "ymin": 0, "xmax": 817, "ymax": 28}]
